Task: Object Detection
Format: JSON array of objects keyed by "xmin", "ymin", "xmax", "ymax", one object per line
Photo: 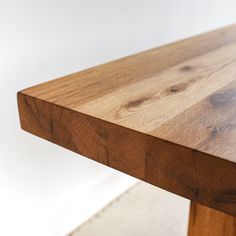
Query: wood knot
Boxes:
[
  {"xmin": 180, "ymin": 65, "xmax": 194, "ymax": 72},
  {"xmin": 169, "ymin": 83, "xmax": 188, "ymax": 93},
  {"xmin": 206, "ymin": 126, "xmax": 219, "ymax": 138},
  {"xmin": 124, "ymin": 96, "xmax": 150, "ymax": 108}
]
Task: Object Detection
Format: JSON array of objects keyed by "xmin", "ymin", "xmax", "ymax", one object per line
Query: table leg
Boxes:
[{"xmin": 188, "ymin": 201, "xmax": 236, "ymax": 236}]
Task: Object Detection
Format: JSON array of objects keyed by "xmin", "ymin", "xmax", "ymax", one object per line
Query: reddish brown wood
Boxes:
[
  {"xmin": 18, "ymin": 24, "xmax": 236, "ymax": 217},
  {"xmin": 188, "ymin": 202, "xmax": 236, "ymax": 236}
]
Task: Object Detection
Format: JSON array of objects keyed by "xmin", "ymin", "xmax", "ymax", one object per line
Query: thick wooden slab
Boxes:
[{"xmin": 18, "ymin": 24, "xmax": 236, "ymax": 216}]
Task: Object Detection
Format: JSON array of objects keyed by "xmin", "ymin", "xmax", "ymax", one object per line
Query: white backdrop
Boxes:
[{"xmin": 1, "ymin": 0, "xmax": 236, "ymax": 235}]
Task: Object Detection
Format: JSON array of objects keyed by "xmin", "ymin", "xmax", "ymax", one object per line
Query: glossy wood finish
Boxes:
[
  {"xmin": 18, "ymin": 24, "xmax": 236, "ymax": 216},
  {"xmin": 188, "ymin": 202, "xmax": 236, "ymax": 236}
]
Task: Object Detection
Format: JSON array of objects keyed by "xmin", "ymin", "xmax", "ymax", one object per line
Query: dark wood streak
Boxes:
[
  {"xmin": 169, "ymin": 81, "xmax": 193, "ymax": 93},
  {"xmin": 180, "ymin": 65, "xmax": 194, "ymax": 72},
  {"xmin": 124, "ymin": 96, "xmax": 150, "ymax": 108},
  {"xmin": 215, "ymin": 190, "xmax": 236, "ymax": 204}
]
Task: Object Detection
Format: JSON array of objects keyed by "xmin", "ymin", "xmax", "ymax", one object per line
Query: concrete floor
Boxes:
[{"xmin": 69, "ymin": 182, "xmax": 190, "ymax": 236}]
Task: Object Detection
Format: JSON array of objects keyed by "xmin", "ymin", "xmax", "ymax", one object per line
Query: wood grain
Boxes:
[
  {"xmin": 188, "ymin": 202, "xmax": 236, "ymax": 236},
  {"xmin": 18, "ymin": 24, "xmax": 236, "ymax": 216}
]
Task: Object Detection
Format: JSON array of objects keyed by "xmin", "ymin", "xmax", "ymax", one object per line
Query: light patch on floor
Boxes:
[{"xmin": 69, "ymin": 182, "xmax": 190, "ymax": 236}]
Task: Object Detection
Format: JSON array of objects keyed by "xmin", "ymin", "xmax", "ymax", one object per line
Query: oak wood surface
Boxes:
[
  {"xmin": 188, "ymin": 202, "xmax": 236, "ymax": 236},
  {"xmin": 18, "ymin": 24, "xmax": 236, "ymax": 216}
]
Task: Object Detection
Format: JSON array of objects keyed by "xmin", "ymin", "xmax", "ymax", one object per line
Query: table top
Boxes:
[{"xmin": 18, "ymin": 24, "xmax": 236, "ymax": 216}]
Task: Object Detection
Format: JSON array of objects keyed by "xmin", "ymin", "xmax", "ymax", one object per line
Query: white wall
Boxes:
[{"xmin": 1, "ymin": 0, "xmax": 236, "ymax": 235}]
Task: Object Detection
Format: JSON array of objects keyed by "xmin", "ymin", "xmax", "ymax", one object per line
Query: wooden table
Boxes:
[{"xmin": 18, "ymin": 24, "xmax": 236, "ymax": 235}]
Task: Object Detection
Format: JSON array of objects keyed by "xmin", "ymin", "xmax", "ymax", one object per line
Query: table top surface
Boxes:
[{"xmin": 18, "ymin": 24, "xmax": 236, "ymax": 216}]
